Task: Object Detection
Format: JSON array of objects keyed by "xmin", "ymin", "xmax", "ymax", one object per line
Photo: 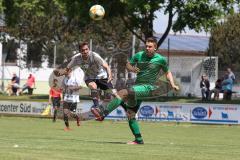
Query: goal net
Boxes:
[{"xmin": 169, "ymin": 56, "xmax": 218, "ymax": 97}]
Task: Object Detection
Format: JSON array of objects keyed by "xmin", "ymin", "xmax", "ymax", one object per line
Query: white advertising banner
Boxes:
[
  {"xmin": 1, "ymin": 100, "xmax": 240, "ymax": 124},
  {"xmin": 190, "ymin": 104, "xmax": 240, "ymax": 124},
  {"xmin": 0, "ymin": 100, "xmax": 92, "ymax": 116},
  {"xmin": 0, "ymin": 101, "xmax": 49, "ymax": 115},
  {"xmin": 107, "ymin": 102, "xmax": 240, "ymax": 124}
]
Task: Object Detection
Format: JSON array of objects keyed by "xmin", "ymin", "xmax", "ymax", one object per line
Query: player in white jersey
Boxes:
[
  {"xmin": 54, "ymin": 42, "xmax": 115, "ymax": 108},
  {"xmin": 62, "ymin": 68, "xmax": 82, "ymax": 131}
]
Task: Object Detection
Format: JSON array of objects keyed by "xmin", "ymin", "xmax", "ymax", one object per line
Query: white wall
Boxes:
[{"xmin": 0, "ymin": 66, "xmax": 54, "ymax": 81}]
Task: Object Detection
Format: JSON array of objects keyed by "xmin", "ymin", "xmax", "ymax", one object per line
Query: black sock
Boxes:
[
  {"xmin": 91, "ymin": 89, "xmax": 99, "ymax": 107},
  {"xmin": 92, "ymin": 98, "xmax": 99, "ymax": 107},
  {"xmin": 53, "ymin": 109, "xmax": 57, "ymax": 121},
  {"xmin": 64, "ymin": 114, "xmax": 69, "ymax": 127}
]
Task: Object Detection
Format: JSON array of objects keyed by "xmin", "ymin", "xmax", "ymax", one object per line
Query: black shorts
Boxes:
[
  {"xmin": 85, "ymin": 79, "xmax": 113, "ymax": 90},
  {"xmin": 63, "ymin": 102, "xmax": 77, "ymax": 112},
  {"xmin": 52, "ymin": 97, "xmax": 61, "ymax": 107}
]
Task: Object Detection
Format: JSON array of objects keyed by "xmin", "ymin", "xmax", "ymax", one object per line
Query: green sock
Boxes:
[
  {"xmin": 105, "ymin": 98, "xmax": 123, "ymax": 113},
  {"xmin": 129, "ymin": 119, "xmax": 143, "ymax": 142}
]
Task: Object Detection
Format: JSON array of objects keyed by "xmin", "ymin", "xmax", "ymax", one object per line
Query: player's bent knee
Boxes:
[
  {"xmin": 88, "ymin": 82, "xmax": 97, "ymax": 89},
  {"xmin": 126, "ymin": 110, "xmax": 136, "ymax": 120},
  {"xmin": 118, "ymin": 89, "xmax": 129, "ymax": 98}
]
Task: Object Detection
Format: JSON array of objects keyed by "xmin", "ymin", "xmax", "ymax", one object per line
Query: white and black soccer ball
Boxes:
[{"xmin": 89, "ymin": 4, "xmax": 105, "ymax": 21}]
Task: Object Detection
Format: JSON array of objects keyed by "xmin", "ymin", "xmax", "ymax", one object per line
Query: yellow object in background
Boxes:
[{"xmin": 41, "ymin": 105, "xmax": 51, "ymax": 116}]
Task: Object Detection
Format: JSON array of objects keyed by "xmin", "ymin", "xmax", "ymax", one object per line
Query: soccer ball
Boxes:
[{"xmin": 89, "ymin": 5, "xmax": 105, "ymax": 21}]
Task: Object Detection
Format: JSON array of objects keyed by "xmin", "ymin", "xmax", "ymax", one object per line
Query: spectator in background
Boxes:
[
  {"xmin": 22, "ymin": 73, "xmax": 36, "ymax": 95},
  {"xmin": 200, "ymin": 74, "xmax": 210, "ymax": 101},
  {"xmin": 11, "ymin": 73, "xmax": 21, "ymax": 96},
  {"xmin": 227, "ymin": 68, "xmax": 235, "ymax": 82},
  {"xmin": 222, "ymin": 73, "xmax": 233, "ymax": 100},
  {"xmin": 49, "ymin": 79, "xmax": 63, "ymax": 122},
  {"xmin": 209, "ymin": 78, "xmax": 222, "ymax": 100}
]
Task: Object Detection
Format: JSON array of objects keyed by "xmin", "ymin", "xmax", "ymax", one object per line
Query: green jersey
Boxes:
[{"xmin": 129, "ymin": 51, "xmax": 169, "ymax": 84}]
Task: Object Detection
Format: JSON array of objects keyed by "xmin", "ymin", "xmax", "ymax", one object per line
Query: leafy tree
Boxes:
[
  {"xmin": 120, "ymin": 0, "xmax": 237, "ymax": 48},
  {"xmin": 62, "ymin": 0, "xmax": 237, "ymax": 48},
  {"xmin": 2, "ymin": 0, "xmax": 85, "ymax": 66},
  {"xmin": 1, "ymin": 0, "xmax": 134, "ymax": 67},
  {"xmin": 208, "ymin": 13, "xmax": 240, "ymax": 71},
  {"xmin": 2, "ymin": 0, "xmax": 237, "ymax": 67}
]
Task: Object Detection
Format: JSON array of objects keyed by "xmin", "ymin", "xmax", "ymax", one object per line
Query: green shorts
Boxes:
[
  {"xmin": 126, "ymin": 84, "xmax": 157, "ymax": 111},
  {"xmin": 131, "ymin": 84, "xmax": 158, "ymax": 98}
]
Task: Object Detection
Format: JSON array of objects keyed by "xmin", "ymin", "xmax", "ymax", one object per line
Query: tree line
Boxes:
[{"xmin": 0, "ymin": 0, "xmax": 238, "ymax": 68}]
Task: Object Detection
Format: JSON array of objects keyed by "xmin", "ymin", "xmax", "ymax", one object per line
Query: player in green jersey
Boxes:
[{"xmin": 91, "ymin": 37, "xmax": 179, "ymax": 145}]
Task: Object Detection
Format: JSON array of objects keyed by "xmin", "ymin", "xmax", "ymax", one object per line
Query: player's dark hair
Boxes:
[
  {"xmin": 79, "ymin": 42, "xmax": 89, "ymax": 50},
  {"xmin": 146, "ymin": 37, "xmax": 157, "ymax": 45}
]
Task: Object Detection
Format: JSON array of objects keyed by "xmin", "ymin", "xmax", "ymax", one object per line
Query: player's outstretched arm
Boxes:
[
  {"xmin": 68, "ymin": 85, "xmax": 82, "ymax": 91},
  {"xmin": 166, "ymin": 71, "xmax": 179, "ymax": 91},
  {"xmin": 53, "ymin": 54, "xmax": 76, "ymax": 77},
  {"xmin": 53, "ymin": 68, "xmax": 71, "ymax": 77},
  {"xmin": 126, "ymin": 61, "xmax": 140, "ymax": 73},
  {"xmin": 102, "ymin": 62, "xmax": 112, "ymax": 82}
]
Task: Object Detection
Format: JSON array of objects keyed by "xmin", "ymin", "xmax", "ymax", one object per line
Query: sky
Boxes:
[{"xmin": 153, "ymin": 11, "xmax": 210, "ymax": 36}]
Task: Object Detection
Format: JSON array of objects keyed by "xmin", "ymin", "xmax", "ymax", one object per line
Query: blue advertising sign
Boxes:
[
  {"xmin": 140, "ymin": 105, "xmax": 154, "ymax": 117},
  {"xmin": 192, "ymin": 107, "xmax": 207, "ymax": 119}
]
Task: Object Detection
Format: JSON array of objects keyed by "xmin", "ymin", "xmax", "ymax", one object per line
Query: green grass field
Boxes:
[{"xmin": 0, "ymin": 117, "xmax": 240, "ymax": 160}]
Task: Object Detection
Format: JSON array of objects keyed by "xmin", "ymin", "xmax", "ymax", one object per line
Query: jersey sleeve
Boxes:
[
  {"xmin": 67, "ymin": 55, "xmax": 81, "ymax": 69},
  {"xmin": 160, "ymin": 57, "xmax": 169, "ymax": 73},
  {"xmin": 93, "ymin": 52, "xmax": 105, "ymax": 65},
  {"xmin": 129, "ymin": 52, "xmax": 140, "ymax": 65}
]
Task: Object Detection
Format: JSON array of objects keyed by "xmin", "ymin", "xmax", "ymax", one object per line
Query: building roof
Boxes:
[{"xmin": 155, "ymin": 34, "xmax": 209, "ymax": 52}]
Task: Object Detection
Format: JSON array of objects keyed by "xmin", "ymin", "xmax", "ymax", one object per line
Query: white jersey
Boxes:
[
  {"xmin": 62, "ymin": 68, "xmax": 82, "ymax": 103},
  {"xmin": 67, "ymin": 51, "xmax": 108, "ymax": 80}
]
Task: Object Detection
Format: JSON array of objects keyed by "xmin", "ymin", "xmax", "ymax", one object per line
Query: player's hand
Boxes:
[
  {"xmin": 53, "ymin": 69, "xmax": 68, "ymax": 77},
  {"xmin": 107, "ymin": 76, "xmax": 113, "ymax": 83},
  {"xmin": 53, "ymin": 69, "xmax": 60, "ymax": 76},
  {"xmin": 132, "ymin": 67, "xmax": 140, "ymax": 73},
  {"xmin": 172, "ymin": 85, "xmax": 180, "ymax": 91}
]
